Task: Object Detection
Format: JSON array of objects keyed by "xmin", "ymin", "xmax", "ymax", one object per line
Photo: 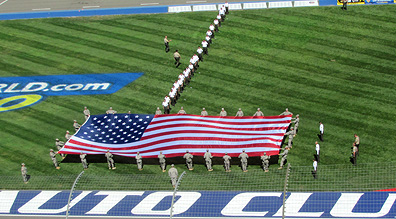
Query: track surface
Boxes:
[{"xmin": 0, "ymin": 0, "xmax": 263, "ymax": 13}]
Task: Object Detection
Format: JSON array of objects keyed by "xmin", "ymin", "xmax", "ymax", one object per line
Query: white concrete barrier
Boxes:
[
  {"xmin": 268, "ymin": 1, "xmax": 293, "ymax": 8},
  {"xmin": 293, "ymin": 0, "xmax": 319, "ymax": 7},
  {"xmin": 193, "ymin": 4, "xmax": 218, "ymax": 11},
  {"xmin": 243, "ymin": 2, "xmax": 268, "ymax": 9},
  {"xmin": 217, "ymin": 3, "xmax": 243, "ymax": 10},
  {"xmin": 168, "ymin": 6, "xmax": 192, "ymax": 13}
]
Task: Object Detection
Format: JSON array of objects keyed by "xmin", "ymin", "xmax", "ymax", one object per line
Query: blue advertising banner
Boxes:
[
  {"xmin": 0, "ymin": 73, "xmax": 143, "ymax": 112},
  {"xmin": 1, "ymin": 190, "xmax": 396, "ymax": 218}
]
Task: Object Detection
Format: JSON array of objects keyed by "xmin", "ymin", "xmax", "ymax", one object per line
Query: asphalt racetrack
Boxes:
[{"xmin": 0, "ymin": 0, "xmax": 262, "ymax": 13}]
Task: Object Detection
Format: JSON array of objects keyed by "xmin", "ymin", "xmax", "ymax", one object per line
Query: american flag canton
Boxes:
[{"xmin": 76, "ymin": 114, "xmax": 154, "ymax": 144}]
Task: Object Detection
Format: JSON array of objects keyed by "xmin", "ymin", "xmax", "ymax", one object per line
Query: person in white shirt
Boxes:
[
  {"xmin": 197, "ymin": 46, "xmax": 203, "ymax": 61},
  {"xmin": 312, "ymin": 160, "xmax": 318, "ymax": 179},
  {"xmin": 205, "ymin": 35, "xmax": 211, "ymax": 46},
  {"xmin": 318, "ymin": 121, "xmax": 324, "ymax": 142},
  {"xmin": 225, "ymin": 1, "xmax": 229, "ymax": 14},
  {"xmin": 219, "ymin": 7, "xmax": 225, "ymax": 21},
  {"xmin": 192, "ymin": 54, "xmax": 199, "ymax": 68},
  {"xmin": 173, "ymin": 80, "xmax": 180, "ymax": 98},
  {"xmin": 183, "ymin": 69, "xmax": 190, "ymax": 85},
  {"xmin": 206, "ymin": 30, "xmax": 213, "ymax": 40},
  {"xmin": 217, "ymin": 14, "xmax": 222, "ymax": 26},
  {"xmin": 185, "ymin": 67, "xmax": 191, "ymax": 80},
  {"xmin": 162, "ymin": 97, "xmax": 170, "ymax": 114},
  {"xmin": 209, "ymin": 24, "xmax": 215, "ymax": 38},
  {"xmin": 188, "ymin": 63, "xmax": 194, "ymax": 75},
  {"xmin": 315, "ymin": 141, "xmax": 320, "ymax": 162},
  {"xmin": 169, "ymin": 88, "xmax": 176, "ymax": 106},
  {"xmin": 178, "ymin": 75, "xmax": 185, "ymax": 92},
  {"xmin": 214, "ymin": 19, "xmax": 219, "ymax": 32},
  {"xmin": 202, "ymin": 40, "xmax": 208, "ymax": 55}
]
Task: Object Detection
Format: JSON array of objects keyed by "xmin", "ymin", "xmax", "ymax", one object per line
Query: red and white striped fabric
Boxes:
[{"xmin": 59, "ymin": 114, "xmax": 292, "ymax": 158}]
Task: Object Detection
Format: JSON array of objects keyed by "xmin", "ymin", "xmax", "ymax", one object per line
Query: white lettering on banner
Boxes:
[
  {"xmin": 330, "ymin": 193, "xmax": 396, "ymax": 217},
  {"xmin": 86, "ymin": 191, "xmax": 144, "ymax": 215},
  {"xmin": 131, "ymin": 192, "xmax": 201, "ymax": 215},
  {"xmin": 18, "ymin": 191, "xmax": 91, "ymax": 214},
  {"xmin": 273, "ymin": 193, "xmax": 324, "ymax": 217},
  {"xmin": 83, "ymin": 83, "xmax": 111, "ymax": 91},
  {"xmin": 0, "ymin": 191, "xmax": 18, "ymax": 213},
  {"xmin": 21, "ymin": 82, "xmax": 48, "ymax": 92},
  {"xmin": 0, "ymin": 83, "xmax": 112, "ymax": 94},
  {"xmin": 0, "ymin": 84, "xmax": 7, "ymax": 92},
  {"xmin": 51, "ymin": 84, "xmax": 67, "ymax": 91},
  {"xmin": 4, "ymin": 83, "xmax": 21, "ymax": 93},
  {"xmin": 221, "ymin": 192, "xmax": 282, "ymax": 216},
  {"xmin": 65, "ymin": 84, "xmax": 84, "ymax": 91}
]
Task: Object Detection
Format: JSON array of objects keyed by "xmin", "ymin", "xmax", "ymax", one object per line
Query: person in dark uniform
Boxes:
[
  {"xmin": 173, "ymin": 50, "xmax": 181, "ymax": 68},
  {"xmin": 341, "ymin": 0, "xmax": 347, "ymax": 10},
  {"xmin": 164, "ymin": 36, "xmax": 171, "ymax": 53}
]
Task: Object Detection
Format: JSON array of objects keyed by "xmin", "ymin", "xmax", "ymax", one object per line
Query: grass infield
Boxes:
[{"xmin": 0, "ymin": 5, "xmax": 395, "ymax": 190}]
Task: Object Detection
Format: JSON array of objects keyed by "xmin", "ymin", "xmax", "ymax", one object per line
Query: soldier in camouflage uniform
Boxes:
[
  {"xmin": 55, "ymin": 138, "xmax": 65, "ymax": 159},
  {"xmin": 83, "ymin": 106, "xmax": 90, "ymax": 120},
  {"xmin": 183, "ymin": 150, "xmax": 194, "ymax": 170},
  {"xmin": 223, "ymin": 152, "xmax": 231, "ymax": 172},
  {"xmin": 105, "ymin": 149, "xmax": 116, "ymax": 170},
  {"xmin": 293, "ymin": 114, "xmax": 300, "ymax": 134},
  {"xmin": 278, "ymin": 147, "xmax": 290, "ymax": 169},
  {"xmin": 158, "ymin": 151, "xmax": 166, "ymax": 172},
  {"xmin": 168, "ymin": 164, "xmax": 178, "ymax": 188},
  {"xmin": 220, "ymin": 108, "xmax": 227, "ymax": 117},
  {"xmin": 178, "ymin": 107, "xmax": 187, "ymax": 114},
  {"xmin": 106, "ymin": 107, "xmax": 117, "ymax": 114},
  {"xmin": 204, "ymin": 149, "xmax": 213, "ymax": 171},
  {"xmin": 238, "ymin": 150, "xmax": 249, "ymax": 172},
  {"xmin": 201, "ymin": 108, "xmax": 209, "ymax": 116},
  {"xmin": 73, "ymin": 120, "xmax": 81, "ymax": 132},
  {"xmin": 284, "ymin": 127, "xmax": 296, "ymax": 148},
  {"xmin": 235, "ymin": 108, "xmax": 244, "ymax": 117},
  {"xmin": 253, "ymin": 108, "xmax": 264, "ymax": 117},
  {"xmin": 261, "ymin": 152, "xmax": 270, "ymax": 172},
  {"xmin": 50, "ymin": 149, "xmax": 60, "ymax": 169},
  {"xmin": 280, "ymin": 108, "xmax": 293, "ymax": 116},
  {"xmin": 80, "ymin": 152, "xmax": 88, "ymax": 169},
  {"xmin": 65, "ymin": 130, "xmax": 72, "ymax": 141},
  {"xmin": 155, "ymin": 107, "xmax": 162, "ymax": 115},
  {"xmin": 136, "ymin": 152, "xmax": 143, "ymax": 170},
  {"xmin": 21, "ymin": 163, "xmax": 28, "ymax": 184}
]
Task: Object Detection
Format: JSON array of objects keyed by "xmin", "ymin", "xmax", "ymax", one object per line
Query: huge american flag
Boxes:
[{"xmin": 59, "ymin": 114, "xmax": 292, "ymax": 158}]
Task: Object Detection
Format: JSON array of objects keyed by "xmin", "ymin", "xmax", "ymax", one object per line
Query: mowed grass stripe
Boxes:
[
  {"xmin": 230, "ymin": 12, "xmax": 396, "ymax": 63},
  {"xmin": 234, "ymin": 9, "xmax": 396, "ymax": 59},
  {"xmin": 225, "ymin": 16, "xmax": 396, "ymax": 73},
  {"xmin": 0, "ymin": 31, "xmax": 128, "ymax": 74},
  {"xmin": 25, "ymin": 22, "xmax": 194, "ymax": 82},
  {"xmin": 10, "ymin": 23, "xmax": 170, "ymax": 71}
]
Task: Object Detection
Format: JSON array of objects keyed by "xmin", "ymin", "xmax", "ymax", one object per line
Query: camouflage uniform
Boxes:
[
  {"xmin": 261, "ymin": 153, "xmax": 270, "ymax": 172},
  {"xmin": 168, "ymin": 165, "xmax": 178, "ymax": 187},
  {"xmin": 204, "ymin": 151, "xmax": 213, "ymax": 171},
  {"xmin": 136, "ymin": 153, "xmax": 143, "ymax": 170},
  {"xmin": 183, "ymin": 152, "xmax": 194, "ymax": 170},
  {"xmin": 158, "ymin": 153, "xmax": 166, "ymax": 172},
  {"xmin": 223, "ymin": 153, "xmax": 231, "ymax": 172},
  {"xmin": 80, "ymin": 153, "xmax": 88, "ymax": 169},
  {"xmin": 238, "ymin": 151, "xmax": 249, "ymax": 172},
  {"xmin": 105, "ymin": 151, "xmax": 116, "ymax": 169}
]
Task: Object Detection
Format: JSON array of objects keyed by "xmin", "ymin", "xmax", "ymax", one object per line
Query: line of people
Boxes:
[{"xmin": 162, "ymin": 3, "xmax": 230, "ymax": 114}]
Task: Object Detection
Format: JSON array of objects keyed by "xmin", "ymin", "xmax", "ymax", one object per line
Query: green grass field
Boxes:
[{"xmin": 0, "ymin": 5, "xmax": 395, "ymax": 190}]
